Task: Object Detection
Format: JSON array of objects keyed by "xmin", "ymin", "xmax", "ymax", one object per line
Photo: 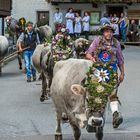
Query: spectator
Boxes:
[
  {"xmin": 128, "ymin": 20, "xmax": 138, "ymax": 42},
  {"xmin": 136, "ymin": 25, "xmax": 140, "ymax": 41},
  {"xmin": 65, "ymin": 8, "xmax": 75, "ymax": 37},
  {"xmin": 74, "ymin": 12, "xmax": 82, "ymax": 38},
  {"xmin": 100, "ymin": 13, "xmax": 111, "ymax": 25},
  {"xmin": 82, "ymin": 12, "xmax": 90, "ymax": 40},
  {"xmin": 111, "ymin": 19, "xmax": 120, "ymax": 40},
  {"xmin": 54, "ymin": 8, "xmax": 63, "ymax": 33},
  {"xmin": 111, "ymin": 13, "xmax": 119, "ymax": 24},
  {"xmin": 119, "ymin": 13, "xmax": 129, "ymax": 42},
  {"xmin": 108, "ymin": 13, "xmax": 113, "ymax": 22},
  {"xmin": 18, "ymin": 21, "xmax": 40, "ymax": 82}
]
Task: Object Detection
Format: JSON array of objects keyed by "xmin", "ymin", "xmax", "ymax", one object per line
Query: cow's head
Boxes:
[
  {"xmin": 74, "ymin": 39, "xmax": 89, "ymax": 58},
  {"xmin": 71, "ymin": 84, "xmax": 104, "ymax": 130},
  {"xmin": 71, "ymin": 84, "xmax": 87, "ymax": 128}
]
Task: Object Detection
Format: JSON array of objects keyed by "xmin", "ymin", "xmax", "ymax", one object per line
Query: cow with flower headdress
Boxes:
[
  {"xmin": 32, "ymin": 25, "xmax": 76, "ymax": 102},
  {"xmin": 33, "ymin": 24, "xmax": 91, "ymax": 102},
  {"xmin": 74, "ymin": 38, "xmax": 89, "ymax": 58},
  {"xmin": 51, "ymin": 24, "xmax": 74, "ymax": 62},
  {"xmin": 50, "ymin": 23, "xmax": 125, "ymax": 140}
]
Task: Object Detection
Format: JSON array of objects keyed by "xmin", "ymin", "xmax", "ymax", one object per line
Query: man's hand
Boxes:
[
  {"xmin": 19, "ymin": 48, "xmax": 23, "ymax": 53},
  {"xmin": 91, "ymin": 57, "xmax": 96, "ymax": 63},
  {"xmin": 86, "ymin": 53, "xmax": 96, "ymax": 63},
  {"xmin": 119, "ymin": 73, "xmax": 124, "ymax": 83}
]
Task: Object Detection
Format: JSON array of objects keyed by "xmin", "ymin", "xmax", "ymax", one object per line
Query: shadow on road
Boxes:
[{"xmin": 0, "ymin": 72, "xmax": 22, "ymax": 78}]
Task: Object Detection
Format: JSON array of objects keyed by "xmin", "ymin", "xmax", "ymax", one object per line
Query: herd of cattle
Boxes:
[{"xmin": 0, "ymin": 26, "xmax": 106, "ymax": 140}]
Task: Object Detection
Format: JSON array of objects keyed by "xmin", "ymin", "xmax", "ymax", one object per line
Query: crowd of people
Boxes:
[
  {"xmin": 54, "ymin": 8, "xmax": 90, "ymax": 39},
  {"xmin": 54, "ymin": 8, "xmax": 140, "ymax": 42},
  {"xmin": 100, "ymin": 13, "xmax": 139, "ymax": 42}
]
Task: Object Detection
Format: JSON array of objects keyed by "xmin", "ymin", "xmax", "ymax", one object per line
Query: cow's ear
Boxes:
[{"xmin": 71, "ymin": 84, "xmax": 85, "ymax": 95}]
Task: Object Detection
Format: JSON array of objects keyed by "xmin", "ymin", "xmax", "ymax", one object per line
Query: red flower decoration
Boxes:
[{"xmin": 103, "ymin": 53, "xmax": 109, "ymax": 59}]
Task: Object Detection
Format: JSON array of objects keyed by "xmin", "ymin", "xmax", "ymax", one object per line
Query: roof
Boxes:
[{"xmin": 47, "ymin": 0, "xmax": 140, "ymax": 4}]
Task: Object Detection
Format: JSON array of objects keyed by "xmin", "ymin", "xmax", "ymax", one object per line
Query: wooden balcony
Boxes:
[{"xmin": 0, "ymin": 0, "xmax": 12, "ymax": 16}]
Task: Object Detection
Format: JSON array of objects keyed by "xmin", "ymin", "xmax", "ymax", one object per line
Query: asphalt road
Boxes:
[{"xmin": 0, "ymin": 45, "xmax": 140, "ymax": 139}]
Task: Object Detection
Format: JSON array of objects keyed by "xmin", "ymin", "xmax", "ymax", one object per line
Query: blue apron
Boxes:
[{"xmin": 99, "ymin": 51, "xmax": 117, "ymax": 71}]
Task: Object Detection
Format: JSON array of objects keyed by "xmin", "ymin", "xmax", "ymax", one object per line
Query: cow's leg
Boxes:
[
  {"xmin": 55, "ymin": 112, "xmax": 62, "ymax": 140},
  {"xmin": 94, "ymin": 112, "xmax": 104, "ymax": 140},
  {"xmin": 95, "ymin": 126, "xmax": 103, "ymax": 140},
  {"xmin": 17, "ymin": 53, "xmax": 22, "ymax": 69},
  {"xmin": 70, "ymin": 123, "xmax": 81, "ymax": 140},
  {"xmin": 40, "ymin": 72, "xmax": 48, "ymax": 102},
  {"xmin": 48, "ymin": 76, "xmax": 52, "ymax": 89},
  {"xmin": 38, "ymin": 73, "xmax": 42, "ymax": 80},
  {"xmin": 0, "ymin": 65, "xmax": 2, "ymax": 75}
]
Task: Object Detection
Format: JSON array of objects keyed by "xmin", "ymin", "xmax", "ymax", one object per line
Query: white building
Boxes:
[
  {"xmin": 11, "ymin": 0, "xmax": 55, "ymax": 27},
  {"xmin": 0, "ymin": 0, "xmax": 11, "ymax": 35}
]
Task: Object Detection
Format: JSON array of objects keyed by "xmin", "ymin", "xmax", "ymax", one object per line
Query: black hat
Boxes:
[{"xmin": 100, "ymin": 23, "xmax": 115, "ymax": 33}]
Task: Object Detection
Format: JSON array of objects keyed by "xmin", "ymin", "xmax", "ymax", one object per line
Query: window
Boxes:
[
  {"xmin": 37, "ymin": 11, "xmax": 49, "ymax": 27},
  {"xmin": 90, "ymin": 11, "xmax": 101, "ymax": 25}
]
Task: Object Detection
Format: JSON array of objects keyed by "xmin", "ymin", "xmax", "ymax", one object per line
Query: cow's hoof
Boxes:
[
  {"xmin": 95, "ymin": 127, "xmax": 103, "ymax": 140},
  {"xmin": 40, "ymin": 95, "xmax": 48, "ymax": 102},
  {"xmin": 55, "ymin": 134, "xmax": 62, "ymax": 140},
  {"xmin": 40, "ymin": 96, "xmax": 45, "ymax": 102}
]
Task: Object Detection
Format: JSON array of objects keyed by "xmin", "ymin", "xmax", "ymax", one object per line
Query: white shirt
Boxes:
[
  {"xmin": 82, "ymin": 16, "xmax": 90, "ymax": 32},
  {"xmin": 65, "ymin": 12, "xmax": 75, "ymax": 34},
  {"xmin": 112, "ymin": 23, "xmax": 119, "ymax": 35},
  {"xmin": 74, "ymin": 17, "xmax": 82, "ymax": 33},
  {"xmin": 54, "ymin": 12, "xmax": 63, "ymax": 24}
]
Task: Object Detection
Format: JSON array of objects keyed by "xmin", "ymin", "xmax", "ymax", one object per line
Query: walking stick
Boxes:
[{"xmin": 0, "ymin": 47, "xmax": 30, "ymax": 64}]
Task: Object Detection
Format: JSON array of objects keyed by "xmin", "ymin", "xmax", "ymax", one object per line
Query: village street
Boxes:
[{"xmin": 0, "ymin": 45, "xmax": 140, "ymax": 140}]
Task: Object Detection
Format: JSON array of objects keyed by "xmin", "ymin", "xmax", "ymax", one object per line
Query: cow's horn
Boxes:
[{"xmin": 71, "ymin": 84, "xmax": 85, "ymax": 95}]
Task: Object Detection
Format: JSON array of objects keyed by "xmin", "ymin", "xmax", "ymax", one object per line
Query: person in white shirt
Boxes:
[
  {"xmin": 74, "ymin": 12, "xmax": 82, "ymax": 38},
  {"xmin": 54, "ymin": 8, "xmax": 63, "ymax": 33},
  {"xmin": 82, "ymin": 12, "xmax": 90, "ymax": 40},
  {"xmin": 111, "ymin": 13, "xmax": 119, "ymax": 24},
  {"xmin": 65, "ymin": 8, "xmax": 75, "ymax": 36},
  {"xmin": 111, "ymin": 20, "xmax": 120, "ymax": 40}
]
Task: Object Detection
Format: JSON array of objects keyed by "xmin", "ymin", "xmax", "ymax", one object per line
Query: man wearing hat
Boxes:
[
  {"xmin": 18, "ymin": 21, "xmax": 40, "ymax": 82},
  {"xmin": 86, "ymin": 24, "xmax": 125, "ymax": 128}
]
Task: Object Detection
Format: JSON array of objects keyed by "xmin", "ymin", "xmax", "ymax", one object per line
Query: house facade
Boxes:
[
  {"xmin": 11, "ymin": 0, "xmax": 55, "ymax": 29},
  {"xmin": 0, "ymin": 0, "xmax": 12, "ymax": 35},
  {"xmin": 7, "ymin": 0, "xmax": 140, "ymax": 33}
]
